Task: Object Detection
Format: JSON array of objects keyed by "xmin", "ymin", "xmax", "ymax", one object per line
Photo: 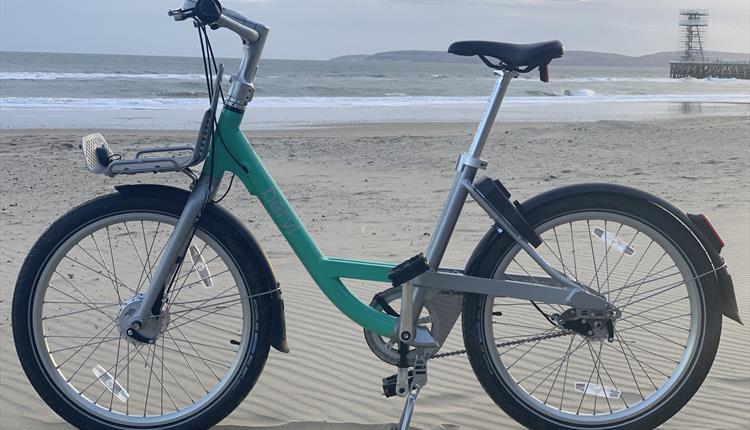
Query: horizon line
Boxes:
[{"xmin": 2, "ymin": 48, "xmax": 749, "ymax": 62}]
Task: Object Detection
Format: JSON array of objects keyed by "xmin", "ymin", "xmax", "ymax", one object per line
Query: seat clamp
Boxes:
[
  {"xmin": 456, "ymin": 153, "xmax": 488, "ymax": 171},
  {"xmin": 494, "ymin": 69, "xmax": 520, "ymax": 78}
]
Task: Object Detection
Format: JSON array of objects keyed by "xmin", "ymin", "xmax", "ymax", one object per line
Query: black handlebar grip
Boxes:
[{"xmin": 194, "ymin": 0, "xmax": 223, "ymax": 25}]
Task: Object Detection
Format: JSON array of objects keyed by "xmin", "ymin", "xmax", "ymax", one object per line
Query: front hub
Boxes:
[{"xmin": 118, "ymin": 294, "xmax": 170, "ymax": 344}]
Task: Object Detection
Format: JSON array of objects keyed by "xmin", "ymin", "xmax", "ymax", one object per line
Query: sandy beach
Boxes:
[{"xmin": 1, "ymin": 117, "xmax": 748, "ymax": 429}]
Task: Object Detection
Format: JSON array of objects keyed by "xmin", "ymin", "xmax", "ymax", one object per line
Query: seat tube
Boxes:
[{"xmin": 423, "ymin": 70, "xmax": 516, "ymax": 269}]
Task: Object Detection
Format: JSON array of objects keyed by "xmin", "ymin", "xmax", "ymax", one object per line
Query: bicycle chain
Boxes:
[{"xmin": 431, "ymin": 330, "xmax": 573, "ymax": 360}]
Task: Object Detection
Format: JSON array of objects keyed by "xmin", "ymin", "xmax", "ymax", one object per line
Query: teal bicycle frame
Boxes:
[{"xmin": 208, "ymin": 108, "xmax": 398, "ymax": 336}]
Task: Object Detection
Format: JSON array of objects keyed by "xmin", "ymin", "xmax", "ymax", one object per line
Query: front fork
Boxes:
[{"xmin": 130, "ymin": 173, "xmax": 221, "ymax": 331}]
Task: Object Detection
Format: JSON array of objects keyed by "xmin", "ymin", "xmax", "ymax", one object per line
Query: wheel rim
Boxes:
[
  {"xmin": 31, "ymin": 211, "xmax": 256, "ymax": 426},
  {"xmin": 481, "ymin": 211, "xmax": 704, "ymax": 425}
]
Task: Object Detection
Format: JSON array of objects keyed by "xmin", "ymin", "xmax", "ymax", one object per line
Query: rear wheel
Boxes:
[
  {"xmin": 462, "ymin": 193, "xmax": 722, "ymax": 430},
  {"xmin": 13, "ymin": 192, "xmax": 273, "ymax": 430}
]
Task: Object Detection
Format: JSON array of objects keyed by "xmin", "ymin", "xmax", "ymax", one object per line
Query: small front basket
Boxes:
[{"xmin": 80, "ymin": 65, "xmax": 224, "ymax": 177}]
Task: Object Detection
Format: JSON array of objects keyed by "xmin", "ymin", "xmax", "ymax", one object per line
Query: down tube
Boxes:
[{"xmin": 210, "ymin": 109, "xmax": 396, "ymax": 337}]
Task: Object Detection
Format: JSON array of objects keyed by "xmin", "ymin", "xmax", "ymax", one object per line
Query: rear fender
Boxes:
[
  {"xmin": 115, "ymin": 184, "xmax": 290, "ymax": 352},
  {"xmin": 465, "ymin": 182, "xmax": 742, "ymax": 324}
]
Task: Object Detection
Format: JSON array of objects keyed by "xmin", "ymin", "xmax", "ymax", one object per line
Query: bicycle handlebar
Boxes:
[
  {"xmin": 216, "ymin": 8, "xmax": 260, "ymax": 43},
  {"xmin": 169, "ymin": 0, "xmax": 260, "ymax": 43},
  {"xmin": 169, "ymin": 0, "xmax": 269, "ymax": 111}
]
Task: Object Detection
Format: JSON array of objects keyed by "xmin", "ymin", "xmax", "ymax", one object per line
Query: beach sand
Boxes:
[{"xmin": 1, "ymin": 117, "xmax": 748, "ymax": 429}]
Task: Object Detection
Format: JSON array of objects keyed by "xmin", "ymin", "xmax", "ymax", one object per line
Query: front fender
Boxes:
[
  {"xmin": 465, "ymin": 182, "xmax": 741, "ymax": 324},
  {"xmin": 115, "ymin": 183, "xmax": 290, "ymax": 352}
]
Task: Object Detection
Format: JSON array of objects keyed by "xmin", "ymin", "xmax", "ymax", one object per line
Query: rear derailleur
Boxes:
[{"xmin": 555, "ymin": 307, "xmax": 622, "ymax": 342}]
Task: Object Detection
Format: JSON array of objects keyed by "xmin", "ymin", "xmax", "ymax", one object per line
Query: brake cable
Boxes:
[{"xmin": 196, "ymin": 24, "xmax": 240, "ymax": 203}]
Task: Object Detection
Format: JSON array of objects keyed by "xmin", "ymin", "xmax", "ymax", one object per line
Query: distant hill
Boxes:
[{"xmin": 331, "ymin": 50, "xmax": 750, "ymax": 67}]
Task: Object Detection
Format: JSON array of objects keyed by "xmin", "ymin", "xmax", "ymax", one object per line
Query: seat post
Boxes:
[
  {"xmin": 423, "ymin": 69, "xmax": 517, "ymax": 270},
  {"xmin": 467, "ymin": 69, "xmax": 517, "ymax": 160}
]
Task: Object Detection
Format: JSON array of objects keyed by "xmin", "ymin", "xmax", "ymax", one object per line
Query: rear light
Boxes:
[
  {"xmin": 688, "ymin": 213, "xmax": 724, "ymax": 252},
  {"xmin": 699, "ymin": 214, "xmax": 725, "ymax": 248}
]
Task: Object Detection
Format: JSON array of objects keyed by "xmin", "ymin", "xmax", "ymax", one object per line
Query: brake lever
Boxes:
[{"xmin": 168, "ymin": 8, "xmax": 194, "ymax": 21}]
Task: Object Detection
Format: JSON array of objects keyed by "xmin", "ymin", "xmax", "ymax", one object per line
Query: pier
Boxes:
[
  {"xmin": 670, "ymin": 61, "xmax": 750, "ymax": 79},
  {"xmin": 667, "ymin": 9, "xmax": 750, "ymax": 80}
]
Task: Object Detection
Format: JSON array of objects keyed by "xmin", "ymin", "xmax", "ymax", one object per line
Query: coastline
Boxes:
[
  {"xmin": 1, "ymin": 117, "xmax": 748, "ymax": 429},
  {"xmin": 2, "ymin": 97, "xmax": 749, "ymax": 130}
]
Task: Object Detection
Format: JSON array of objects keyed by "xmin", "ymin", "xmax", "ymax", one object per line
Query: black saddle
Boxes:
[{"xmin": 448, "ymin": 40, "xmax": 563, "ymax": 81}]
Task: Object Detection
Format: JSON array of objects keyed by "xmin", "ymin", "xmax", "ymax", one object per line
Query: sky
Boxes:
[{"xmin": 1, "ymin": 0, "xmax": 748, "ymax": 60}]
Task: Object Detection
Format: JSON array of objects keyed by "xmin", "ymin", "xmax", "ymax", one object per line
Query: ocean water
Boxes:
[{"xmin": 1, "ymin": 51, "xmax": 749, "ymax": 128}]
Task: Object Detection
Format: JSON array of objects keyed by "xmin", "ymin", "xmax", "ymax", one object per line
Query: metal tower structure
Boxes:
[{"xmin": 677, "ymin": 9, "xmax": 708, "ymax": 62}]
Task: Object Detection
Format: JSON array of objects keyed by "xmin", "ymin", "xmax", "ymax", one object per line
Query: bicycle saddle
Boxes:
[{"xmin": 448, "ymin": 40, "xmax": 563, "ymax": 71}]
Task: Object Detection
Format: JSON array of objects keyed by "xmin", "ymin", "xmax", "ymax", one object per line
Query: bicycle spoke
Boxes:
[
  {"xmin": 617, "ymin": 335, "xmax": 645, "ymax": 401},
  {"xmin": 171, "ymin": 325, "xmax": 223, "ymax": 381},
  {"xmin": 619, "ymin": 295, "xmax": 689, "ymax": 322},
  {"xmin": 506, "ymin": 329, "xmax": 558, "ymax": 370},
  {"xmin": 165, "ymin": 243, "xmax": 210, "ymax": 312},
  {"xmin": 105, "ymin": 226, "xmax": 121, "ymax": 303},
  {"xmin": 611, "ymin": 239, "xmax": 655, "ymax": 304},
  {"xmin": 617, "ymin": 251, "xmax": 668, "ymax": 308},
  {"xmin": 49, "ymin": 277, "xmax": 118, "ymax": 324},
  {"xmin": 109, "ymin": 336, "xmax": 123, "ymax": 411},
  {"xmin": 607, "ymin": 332, "xmax": 666, "ymax": 383},
  {"xmin": 601, "ymin": 230, "xmax": 639, "ymax": 302},
  {"xmin": 89, "ymin": 233, "xmax": 121, "ymax": 299},
  {"xmin": 43, "ymin": 303, "xmax": 120, "ymax": 320},
  {"xmin": 586, "ymin": 341, "xmax": 612, "ymax": 415},
  {"xmin": 48, "ymin": 337, "xmax": 120, "ymax": 354},
  {"xmin": 61, "ymin": 323, "xmax": 118, "ymax": 380},
  {"xmin": 542, "ymin": 335, "xmax": 577, "ymax": 405},
  {"xmin": 519, "ymin": 338, "xmax": 587, "ymax": 387},
  {"xmin": 569, "ymin": 222, "xmax": 578, "ymax": 280},
  {"xmin": 586, "ymin": 219, "xmax": 601, "ymax": 292},
  {"xmin": 65, "ymin": 253, "xmax": 134, "ymax": 295},
  {"xmin": 133, "ymin": 221, "xmax": 165, "ymax": 294},
  {"xmin": 592, "ymin": 343, "xmax": 630, "ymax": 409},
  {"xmin": 617, "ymin": 312, "xmax": 691, "ymax": 334},
  {"xmin": 576, "ymin": 340, "xmax": 599, "ymax": 414},
  {"xmin": 164, "ymin": 331, "xmax": 210, "ymax": 392}
]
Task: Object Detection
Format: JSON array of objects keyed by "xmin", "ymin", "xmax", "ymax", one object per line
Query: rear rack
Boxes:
[{"xmin": 81, "ymin": 65, "xmax": 224, "ymax": 177}]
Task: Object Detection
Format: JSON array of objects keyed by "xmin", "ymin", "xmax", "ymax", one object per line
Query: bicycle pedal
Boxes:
[
  {"xmin": 81, "ymin": 133, "xmax": 114, "ymax": 174},
  {"xmin": 382, "ymin": 370, "xmax": 414, "ymax": 398},
  {"xmin": 388, "ymin": 253, "xmax": 430, "ymax": 287}
]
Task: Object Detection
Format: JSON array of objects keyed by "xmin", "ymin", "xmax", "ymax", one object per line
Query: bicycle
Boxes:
[{"xmin": 12, "ymin": 1, "xmax": 742, "ymax": 429}]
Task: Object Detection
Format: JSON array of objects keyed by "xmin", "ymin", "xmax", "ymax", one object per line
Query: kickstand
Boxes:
[
  {"xmin": 397, "ymin": 386, "xmax": 422, "ymax": 430},
  {"xmin": 395, "ymin": 344, "xmax": 430, "ymax": 430}
]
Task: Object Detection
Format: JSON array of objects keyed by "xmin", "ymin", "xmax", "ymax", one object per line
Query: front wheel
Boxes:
[
  {"xmin": 13, "ymin": 191, "xmax": 274, "ymax": 429},
  {"xmin": 462, "ymin": 192, "xmax": 722, "ymax": 430}
]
